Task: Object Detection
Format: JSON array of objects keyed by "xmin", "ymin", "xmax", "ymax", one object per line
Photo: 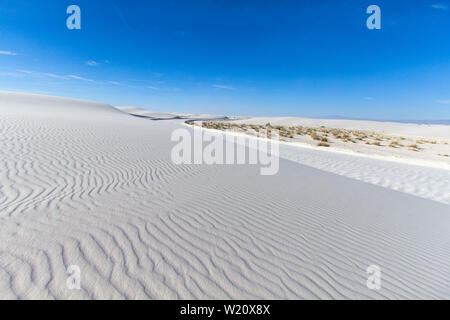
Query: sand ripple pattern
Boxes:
[
  {"xmin": 278, "ymin": 144, "xmax": 450, "ymax": 204},
  {"xmin": 1, "ymin": 94, "xmax": 449, "ymax": 299}
]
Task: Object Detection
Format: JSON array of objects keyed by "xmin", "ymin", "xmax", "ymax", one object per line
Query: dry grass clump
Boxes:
[
  {"xmin": 310, "ymin": 131, "xmax": 320, "ymax": 141},
  {"xmin": 417, "ymin": 139, "xmax": 437, "ymax": 144},
  {"xmin": 341, "ymin": 133, "xmax": 351, "ymax": 140},
  {"xmin": 317, "ymin": 142, "xmax": 330, "ymax": 147},
  {"xmin": 408, "ymin": 144, "xmax": 420, "ymax": 151},
  {"xmin": 201, "ymin": 121, "xmax": 231, "ymax": 130},
  {"xmin": 353, "ymin": 131, "xmax": 368, "ymax": 140},
  {"xmin": 389, "ymin": 141, "xmax": 403, "ymax": 148},
  {"xmin": 279, "ymin": 129, "xmax": 289, "ymax": 138},
  {"xmin": 330, "ymin": 129, "xmax": 341, "ymax": 138},
  {"xmin": 341, "ymin": 136, "xmax": 356, "ymax": 143}
]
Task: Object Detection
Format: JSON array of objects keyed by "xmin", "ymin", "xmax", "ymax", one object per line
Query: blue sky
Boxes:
[{"xmin": 0, "ymin": 0, "xmax": 449, "ymax": 120}]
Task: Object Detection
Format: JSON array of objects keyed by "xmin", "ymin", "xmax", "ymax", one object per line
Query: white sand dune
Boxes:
[
  {"xmin": 197, "ymin": 117, "xmax": 450, "ymax": 204},
  {"xmin": 116, "ymin": 106, "xmax": 225, "ymax": 121},
  {"xmin": 235, "ymin": 117, "xmax": 450, "ymax": 140},
  {"xmin": 0, "ymin": 92, "xmax": 449, "ymax": 299},
  {"xmin": 193, "ymin": 128, "xmax": 450, "ymax": 204},
  {"xmin": 278, "ymin": 142, "xmax": 450, "ymax": 204}
]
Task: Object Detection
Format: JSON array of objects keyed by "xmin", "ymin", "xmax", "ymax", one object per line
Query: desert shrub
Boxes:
[
  {"xmin": 279, "ymin": 130, "xmax": 288, "ymax": 137},
  {"xmin": 407, "ymin": 144, "xmax": 420, "ymax": 151},
  {"xmin": 317, "ymin": 142, "xmax": 330, "ymax": 147},
  {"xmin": 417, "ymin": 139, "xmax": 437, "ymax": 144},
  {"xmin": 310, "ymin": 131, "xmax": 320, "ymax": 140},
  {"xmin": 389, "ymin": 141, "xmax": 403, "ymax": 148}
]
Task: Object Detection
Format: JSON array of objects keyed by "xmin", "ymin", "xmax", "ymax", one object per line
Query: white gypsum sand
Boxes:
[
  {"xmin": 231, "ymin": 117, "xmax": 450, "ymax": 139},
  {"xmin": 194, "ymin": 119, "xmax": 450, "ymax": 204},
  {"xmin": 0, "ymin": 92, "xmax": 449, "ymax": 299},
  {"xmin": 116, "ymin": 106, "xmax": 226, "ymax": 121}
]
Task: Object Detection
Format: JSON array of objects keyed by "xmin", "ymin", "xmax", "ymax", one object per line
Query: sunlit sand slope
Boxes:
[{"xmin": 0, "ymin": 92, "xmax": 449, "ymax": 299}]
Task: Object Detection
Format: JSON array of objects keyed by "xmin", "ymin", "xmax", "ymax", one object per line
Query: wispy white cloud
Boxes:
[
  {"xmin": 86, "ymin": 60, "xmax": 99, "ymax": 66},
  {"xmin": 44, "ymin": 73, "xmax": 67, "ymax": 79},
  {"xmin": 108, "ymin": 81, "xmax": 120, "ymax": 85},
  {"xmin": 6, "ymin": 70, "xmax": 69, "ymax": 80},
  {"xmin": 0, "ymin": 51, "xmax": 17, "ymax": 56},
  {"xmin": 437, "ymin": 99, "xmax": 450, "ymax": 104},
  {"xmin": 69, "ymin": 74, "xmax": 94, "ymax": 82},
  {"xmin": 430, "ymin": 4, "xmax": 448, "ymax": 10},
  {"xmin": 213, "ymin": 84, "xmax": 236, "ymax": 90},
  {"xmin": 0, "ymin": 72, "xmax": 24, "ymax": 78},
  {"xmin": 4, "ymin": 69, "xmax": 99, "ymax": 84},
  {"xmin": 147, "ymin": 86, "xmax": 160, "ymax": 90},
  {"xmin": 15, "ymin": 71, "xmax": 69, "ymax": 80}
]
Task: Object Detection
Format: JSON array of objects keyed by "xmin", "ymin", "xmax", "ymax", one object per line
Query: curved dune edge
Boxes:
[
  {"xmin": 116, "ymin": 106, "xmax": 226, "ymax": 121},
  {"xmin": 189, "ymin": 124, "xmax": 450, "ymax": 204},
  {"xmin": 0, "ymin": 92, "xmax": 449, "ymax": 299}
]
